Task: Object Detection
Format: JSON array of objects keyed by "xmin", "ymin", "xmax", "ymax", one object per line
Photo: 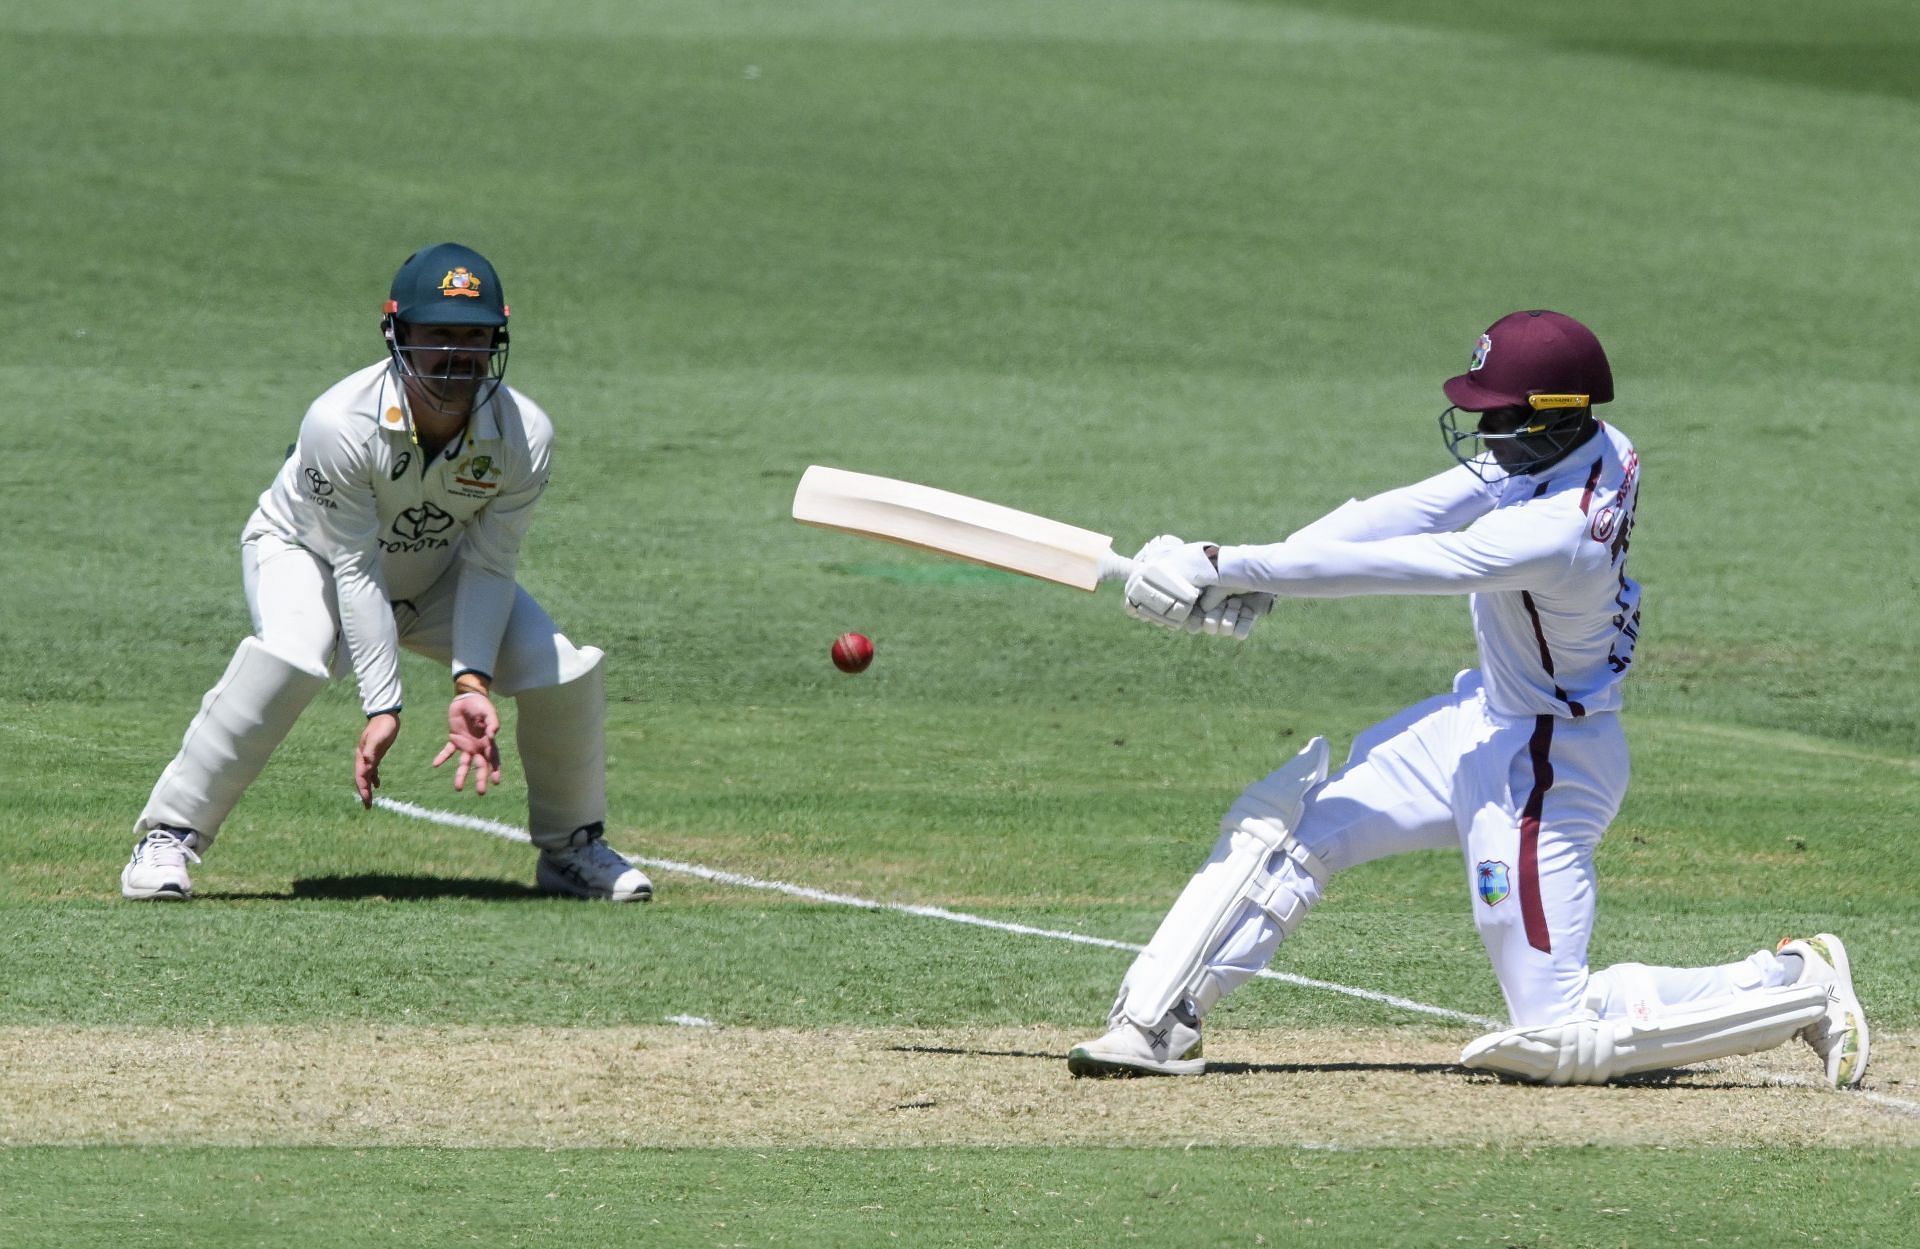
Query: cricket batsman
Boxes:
[
  {"xmin": 121, "ymin": 243, "xmax": 652, "ymax": 904},
  {"xmin": 1069, "ymin": 310, "xmax": 1869, "ymax": 1087}
]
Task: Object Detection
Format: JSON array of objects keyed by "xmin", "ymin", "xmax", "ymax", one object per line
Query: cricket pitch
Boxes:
[{"xmin": 4, "ymin": 1025, "xmax": 1913, "ymax": 1149}]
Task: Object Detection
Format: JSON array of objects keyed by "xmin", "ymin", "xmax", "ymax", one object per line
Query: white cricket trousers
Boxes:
[
  {"xmin": 1200, "ymin": 671, "xmax": 1792, "ymax": 1027},
  {"xmin": 137, "ymin": 532, "xmax": 606, "ymax": 848},
  {"xmin": 242, "ymin": 532, "xmax": 590, "ymax": 696}
]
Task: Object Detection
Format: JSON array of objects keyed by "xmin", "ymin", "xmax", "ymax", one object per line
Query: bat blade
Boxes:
[{"xmin": 792, "ymin": 465, "xmax": 1132, "ymax": 591}]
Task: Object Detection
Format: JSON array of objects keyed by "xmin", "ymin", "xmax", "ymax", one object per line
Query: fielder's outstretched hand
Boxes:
[
  {"xmin": 434, "ymin": 691, "xmax": 503, "ymax": 795},
  {"xmin": 355, "ymin": 712, "xmax": 401, "ymax": 809}
]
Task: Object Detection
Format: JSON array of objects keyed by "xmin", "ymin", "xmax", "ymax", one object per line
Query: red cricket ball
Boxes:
[{"xmin": 831, "ymin": 632, "xmax": 874, "ymax": 674}]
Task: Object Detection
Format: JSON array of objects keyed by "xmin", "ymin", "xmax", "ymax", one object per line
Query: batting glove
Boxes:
[
  {"xmin": 1123, "ymin": 536, "xmax": 1219, "ymax": 632},
  {"xmin": 1186, "ymin": 587, "xmax": 1275, "ymax": 640}
]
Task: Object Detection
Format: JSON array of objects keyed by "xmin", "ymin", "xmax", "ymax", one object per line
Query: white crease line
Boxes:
[
  {"xmin": 375, "ymin": 797, "xmax": 1498, "ymax": 1028},
  {"xmin": 1759, "ymin": 1071, "xmax": 1920, "ymax": 1118}
]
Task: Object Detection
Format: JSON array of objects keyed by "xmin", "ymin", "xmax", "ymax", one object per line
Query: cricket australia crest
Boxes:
[
  {"xmin": 452, "ymin": 452, "xmax": 501, "ymax": 495},
  {"xmin": 440, "ymin": 267, "xmax": 483, "ymax": 298}
]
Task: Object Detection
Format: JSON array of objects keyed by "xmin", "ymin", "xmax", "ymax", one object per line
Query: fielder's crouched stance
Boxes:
[
  {"xmin": 1069, "ymin": 311, "xmax": 1867, "ymax": 1089},
  {"xmin": 123, "ymin": 243, "xmax": 651, "ymax": 905}
]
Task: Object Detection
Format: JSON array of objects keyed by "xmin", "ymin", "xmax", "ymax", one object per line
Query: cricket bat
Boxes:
[{"xmin": 791, "ymin": 465, "xmax": 1135, "ymax": 591}]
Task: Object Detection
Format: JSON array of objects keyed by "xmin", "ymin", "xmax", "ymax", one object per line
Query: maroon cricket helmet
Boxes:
[{"xmin": 1442, "ymin": 310, "xmax": 1613, "ymax": 412}]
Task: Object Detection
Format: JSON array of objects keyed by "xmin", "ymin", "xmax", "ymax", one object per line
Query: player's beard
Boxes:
[
  {"xmin": 420, "ymin": 370, "xmax": 482, "ymax": 414},
  {"xmin": 408, "ymin": 351, "xmax": 490, "ymax": 418}
]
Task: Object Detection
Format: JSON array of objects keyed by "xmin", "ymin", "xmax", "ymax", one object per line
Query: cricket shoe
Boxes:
[
  {"xmin": 121, "ymin": 826, "xmax": 202, "ymax": 900},
  {"xmin": 1067, "ymin": 1004, "xmax": 1204, "ymax": 1077},
  {"xmin": 536, "ymin": 823, "xmax": 653, "ymax": 902},
  {"xmin": 1777, "ymin": 933, "xmax": 1870, "ymax": 1088}
]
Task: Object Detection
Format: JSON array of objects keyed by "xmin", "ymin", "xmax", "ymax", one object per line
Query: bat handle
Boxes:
[{"xmin": 1096, "ymin": 549, "xmax": 1136, "ymax": 585}]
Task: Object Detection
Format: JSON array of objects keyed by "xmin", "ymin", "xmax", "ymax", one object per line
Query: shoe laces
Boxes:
[
  {"xmin": 549, "ymin": 825, "xmax": 629, "ymax": 871},
  {"xmin": 135, "ymin": 828, "xmax": 202, "ymax": 869},
  {"xmin": 572, "ymin": 838, "xmax": 632, "ymax": 872}
]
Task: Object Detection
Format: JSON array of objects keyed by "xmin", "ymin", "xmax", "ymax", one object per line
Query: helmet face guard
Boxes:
[
  {"xmin": 383, "ymin": 312, "xmax": 510, "ymax": 420},
  {"xmin": 1440, "ymin": 394, "xmax": 1592, "ymax": 481}
]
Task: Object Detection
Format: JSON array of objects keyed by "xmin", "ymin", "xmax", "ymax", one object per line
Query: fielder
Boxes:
[
  {"xmin": 1069, "ymin": 310, "xmax": 1868, "ymax": 1087},
  {"xmin": 122, "ymin": 243, "xmax": 651, "ymax": 904}
]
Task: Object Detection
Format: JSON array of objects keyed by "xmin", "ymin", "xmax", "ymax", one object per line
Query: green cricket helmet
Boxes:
[{"xmin": 381, "ymin": 242, "xmax": 510, "ymax": 416}]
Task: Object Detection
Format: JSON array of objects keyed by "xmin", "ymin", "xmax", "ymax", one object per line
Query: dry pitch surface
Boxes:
[{"xmin": 5, "ymin": 1026, "xmax": 1914, "ymax": 1149}]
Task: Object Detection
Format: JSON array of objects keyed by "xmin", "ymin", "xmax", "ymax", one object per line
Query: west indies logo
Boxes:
[
  {"xmin": 1476, "ymin": 860, "xmax": 1511, "ymax": 906},
  {"xmin": 1470, "ymin": 332, "xmax": 1493, "ymax": 372}
]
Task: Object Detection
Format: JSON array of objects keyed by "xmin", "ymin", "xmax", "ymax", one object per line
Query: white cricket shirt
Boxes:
[
  {"xmin": 244, "ymin": 361, "xmax": 552, "ymax": 715},
  {"xmin": 1216, "ymin": 423, "xmax": 1643, "ymax": 719}
]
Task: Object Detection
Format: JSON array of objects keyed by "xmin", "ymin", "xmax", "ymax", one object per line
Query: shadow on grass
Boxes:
[
  {"xmin": 197, "ymin": 874, "xmax": 548, "ymax": 902},
  {"xmin": 1465, "ymin": 1066, "xmax": 1778, "ymax": 1090},
  {"xmin": 1211, "ymin": 1059, "xmax": 1466, "ymax": 1076},
  {"xmin": 890, "ymin": 1043, "xmax": 1465, "ymax": 1077},
  {"xmin": 891, "ymin": 1045, "xmax": 1780, "ymax": 1088}
]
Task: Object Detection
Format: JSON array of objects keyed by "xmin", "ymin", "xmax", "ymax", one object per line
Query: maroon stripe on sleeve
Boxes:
[
  {"xmin": 1519, "ymin": 714, "xmax": 1555, "ymax": 953},
  {"xmin": 1578, "ymin": 457, "xmax": 1604, "ymax": 514}
]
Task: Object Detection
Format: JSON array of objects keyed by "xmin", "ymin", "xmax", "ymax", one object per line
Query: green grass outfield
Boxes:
[
  {"xmin": 2, "ymin": 1, "xmax": 1917, "ymax": 1244},
  {"xmin": 4, "ymin": 1147, "xmax": 1918, "ymax": 1248}
]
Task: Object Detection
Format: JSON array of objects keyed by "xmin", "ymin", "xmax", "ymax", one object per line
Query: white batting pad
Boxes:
[
  {"xmin": 137, "ymin": 636, "xmax": 329, "ymax": 846},
  {"xmin": 1118, "ymin": 737, "xmax": 1331, "ymax": 1025},
  {"xmin": 1460, "ymin": 981, "xmax": 1830, "ymax": 1085},
  {"xmin": 513, "ymin": 646, "xmax": 606, "ymax": 849}
]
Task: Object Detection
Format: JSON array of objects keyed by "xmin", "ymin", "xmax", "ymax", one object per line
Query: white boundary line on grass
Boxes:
[
  {"xmin": 374, "ymin": 797, "xmax": 1920, "ymax": 1119},
  {"xmin": 375, "ymin": 796, "xmax": 1500, "ymax": 1028}
]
